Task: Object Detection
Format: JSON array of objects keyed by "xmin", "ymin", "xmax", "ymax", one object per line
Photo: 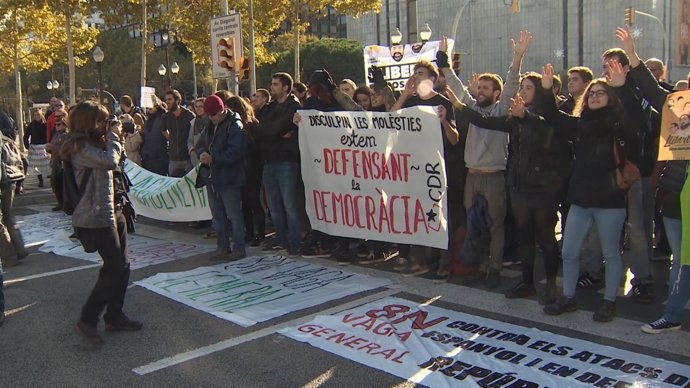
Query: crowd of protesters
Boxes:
[{"xmin": 0, "ymin": 25, "xmax": 688, "ymax": 342}]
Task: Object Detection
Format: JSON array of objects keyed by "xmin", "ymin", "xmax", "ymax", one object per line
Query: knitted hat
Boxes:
[{"xmin": 203, "ymin": 95, "xmax": 225, "ymax": 115}]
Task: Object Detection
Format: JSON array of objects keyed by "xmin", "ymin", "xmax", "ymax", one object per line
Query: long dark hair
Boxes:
[
  {"xmin": 225, "ymin": 96, "xmax": 256, "ymax": 125},
  {"xmin": 572, "ymin": 78, "xmax": 624, "ymax": 118},
  {"xmin": 60, "ymin": 100, "xmax": 109, "ymax": 160}
]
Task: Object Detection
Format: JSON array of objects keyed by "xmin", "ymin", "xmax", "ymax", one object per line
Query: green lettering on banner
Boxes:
[
  {"xmin": 184, "ymin": 278, "xmax": 257, "ymax": 299},
  {"xmin": 183, "ymin": 176, "xmax": 198, "ymax": 207},
  {"xmin": 162, "ymin": 192, "xmax": 176, "ymax": 209},
  {"xmin": 133, "ymin": 175, "xmax": 153, "ymax": 193},
  {"xmin": 149, "ymin": 194, "xmax": 165, "ymax": 209},
  {"xmin": 208, "ymin": 285, "xmax": 285, "ymax": 311}
]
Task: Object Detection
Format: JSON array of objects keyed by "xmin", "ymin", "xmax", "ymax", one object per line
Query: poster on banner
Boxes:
[
  {"xmin": 298, "ymin": 107, "xmax": 448, "ymax": 249},
  {"xmin": 135, "ymin": 255, "xmax": 391, "ymax": 327},
  {"xmin": 363, "ymin": 40, "xmax": 454, "ymax": 91},
  {"xmin": 124, "ymin": 160, "xmax": 212, "ymax": 222},
  {"xmin": 140, "ymin": 86, "xmax": 156, "ymax": 108},
  {"xmin": 659, "ymin": 90, "xmax": 690, "ymax": 160},
  {"xmin": 281, "ymin": 297, "xmax": 690, "ymax": 388}
]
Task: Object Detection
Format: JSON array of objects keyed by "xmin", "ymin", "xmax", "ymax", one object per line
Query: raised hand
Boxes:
[
  {"xmin": 604, "ymin": 59, "xmax": 627, "ymax": 87},
  {"xmin": 540, "ymin": 64, "xmax": 554, "ymax": 89},
  {"xmin": 509, "ymin": 95, "xmax": 526, "ymax": 119},
  {"xmin": 293, "ymin": 112, "xmax": 302, "ymax": 126},
  {"xmin": 444, "ymin": 86, "xmax": 461, "ymax": 108},
  {"xmin": 439, "ymin": 36, "xmax": 449, "ymax": 53},
  {"xmin": 402, "ymin": 75, "xmax": 416, "ymax": 97},
  {"xmin": 512, "ymin": 30, "xmax": 532, "ymax": 58},
  {"xmin": 615, "ymin": 26, "xmax": 636, "ymax": 58},
  {"xmin": 368, "ymin": 65, "xmax": 386, "ymax": 88},
  {"xmin": 468, "ymin": 73, "xmax": 480, "ymax": 97}
]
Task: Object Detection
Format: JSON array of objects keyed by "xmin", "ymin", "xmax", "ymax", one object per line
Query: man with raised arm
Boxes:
[{"xmin": 435, "ymin": 31, "xmax": 530, "ymax": 288}]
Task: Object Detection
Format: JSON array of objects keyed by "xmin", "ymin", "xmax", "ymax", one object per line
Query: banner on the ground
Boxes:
[
  {"xmin": 135, "ymin": 255, "xmax": 392, "ymax": 327},
  {"xmin": 298, "ymin": 107, "xmax": 448, "ymax": 249},
  {"xmin": 659, "ymin": 90, "xmax": 690, "ymax": 160},
  {"xmin": 363, "ymin": 40, "xmax": 453, "ymax": 91},
  {"xmin": 18, "ymin": 212, "xmax": 215, "ymax": 269},
  {"xmin": 123, "ymin": 160, "xmax": 212, "ymax": 222},
  {"xmin": 281, "ymin": 297, "xmax": 690, "ymax": 388}
]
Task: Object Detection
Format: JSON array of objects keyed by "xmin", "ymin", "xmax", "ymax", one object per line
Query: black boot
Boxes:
[{"xmin": 38, "ymin": 174, "xmax": 44, "ymax": 187}]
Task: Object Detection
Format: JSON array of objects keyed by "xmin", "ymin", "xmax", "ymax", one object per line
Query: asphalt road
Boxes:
[{"xmin": 2, "ymin": 177, "xmax": 689, "ymax": 388}]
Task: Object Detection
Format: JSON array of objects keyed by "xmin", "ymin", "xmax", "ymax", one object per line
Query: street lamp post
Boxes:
[
  {"xmin": 171, "ymin": 62, "xmax": 180, "ymax": 88},
  {"xmin": 162, "ymin": 31, "xmax": 171, "ymax": 89},
  {"xmin": 46, "ymin": 80, "xmax": 59, "ymax": 97},
  {"xmin": 92, "ymin": 46, "xmax": 105, "ymax": 105},
  {"xmin": 158, "ymin": 64, "xmax": 167, "ymax": 93}
]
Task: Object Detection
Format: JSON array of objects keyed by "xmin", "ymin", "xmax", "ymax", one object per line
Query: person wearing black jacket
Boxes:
[
  {"xmin": 538, "ymin": 61, "xmax": 645, "ymax": 322},
  {"xmin": 616, "ymin": 26, "xmax": 690, "ymax": 333},
  {"xmin": 451, "ymin": 72, "xmax": 570, "ymax": 305},
  {"xmin": 254, "ymin": 72, "xmax": 302, "ymax": 256},
  {"xmin": 141, "ymin": 102, "xmax": 168, "ymax": 176}
]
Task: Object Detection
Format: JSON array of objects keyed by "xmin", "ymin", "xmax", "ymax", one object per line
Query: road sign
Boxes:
[{"xmin": 210, "ymin": 13, "xmax": 242, "ymax": 79}]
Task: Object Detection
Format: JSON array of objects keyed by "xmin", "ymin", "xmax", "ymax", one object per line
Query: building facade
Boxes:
[{"xmin": 348, "ymin": 0, "xmax": 683, "ymax": 83}]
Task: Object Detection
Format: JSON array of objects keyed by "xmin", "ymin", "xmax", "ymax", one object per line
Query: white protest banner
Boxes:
[
  {"xmin": 19, "ymin": 212, "xmax": 214, "ymax": 269},
  {"xmin": 363, "ymin": 40, "xmax": 454, "ymax": 91},
  {"xmin": 124, "ymin": 160, "xmax": 212, "ymax": 222},
  {"xmin": 135, "ymin": 255, "xmax": 392, "ymax": 327},
  {"xmin": 140, "ymin": 86, "xmax": 156, "ymax": 109},
  {"xmin": 659, "ymin": 90, "xmax": 690, "ymax": 160},
  {"xmin": 38, "ymin": 230, "xmax": 214, "ymax": 269},
  {"xmin": 298, "ymin": 107, "xmax": 448, "ymax": 249},
  {"xmin": 281, "ymin": 297, "xmax": 690, "ymax": 388}
]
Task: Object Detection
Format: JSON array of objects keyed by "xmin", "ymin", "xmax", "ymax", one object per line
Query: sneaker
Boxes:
[
  {"xmin": 504, "ymin": 281, "xmax": 536, "ymax": 299},
  {"xmin": 392, "ymin": 256, "xmax": 409, "ymax": 272},
  {"xmin": 543, "ymin": 296, "xmax": 577, "ymax": 316},
  {"xmin": 431, "ymin": 270, "xmax": 450, "ymax": 284},
  {"xmin": 301, "ymin": 246, "xmax": 331, "ymax": 258},
  {"xmin": 52, "ymin": 205, "xmax": 62, "ymax": 211},
  {"xmin": 210, "ymin": 249, "xmax": 230, "ymax": 261},
  {"xmin": 250, "ymin": 237, "xmax": 264, "ymax": 247},
  {"xmin": 485, "ymin": 270, "xmax": 500, "ymax": 289},
  {"xmin": 286, "ymin": 248, "xmax": 300, "ymax": 257},
  {"xmin": 538, "ymin": 283, "xmax": 558, "ymax": 306},
  {"xmin": 577, "ymin": 272, "xmax": 603, "ymax": 290},
  {"xmin": 330, "ymin": 248, "xmax": 350, "ymax": 265},
  {"xmin": 459, "ymin": 270, "xmax": 486, "ymax": 285},
  {"xmin": 227, "ymin": 250, "xmax": 247, "ymax": 261},
  {"xmin": 641, "ymin": 317, "xmax": 682, "ymax": 334},
  {"xmin": 630, "ymin": 284, "xmax": 653, "ymax": 304},
  {"xmin": 401, "ymin": 264, "xmax": 429, "ymax": 278},
  {"xmin": 360, "ymin": 250, "xmax": 399, "ymax": 265},
  {"xmin": 356, "ymin": 243, "xmax": 369, "ymax": 259},
  {"xmin": 76, "ymin": 321, "xmax": 104, "ymax": 344},
  {"xmin": 105, "ymin": 315, "xmax": 143, "ymax": 332},
  {"xmin": 262, "ymin": 239, "xmax": 285, "ymax": 252},
  {"xmin": 592, "ymin": 300, "xmax": 616, "ymax": 322}
]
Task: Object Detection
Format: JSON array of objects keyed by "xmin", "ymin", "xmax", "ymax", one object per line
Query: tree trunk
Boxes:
[
  {"xmin": 14, "ymin": 44, "xmax": 25, "ymax": 152},
  {"xmin": 65, "ymin": 4, "xmax": 76, "ymax": 106},
  {"xmin": 293, "ymin": 0, "xmax": 300, "ymax": 82}
]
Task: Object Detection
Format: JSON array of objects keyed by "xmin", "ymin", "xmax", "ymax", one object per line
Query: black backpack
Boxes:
[{"xmin": 62, "ymin": 161, "xmax": 91, "ymax": 215}]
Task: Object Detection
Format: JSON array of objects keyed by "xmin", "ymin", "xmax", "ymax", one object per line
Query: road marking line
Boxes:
[
  {"xmin": 132, "ymin": 288, "xmax": 398, "ymax": 376},
  {"xmin": 4, "ymin": 264, "xmax": 100, "ymax": 285}
]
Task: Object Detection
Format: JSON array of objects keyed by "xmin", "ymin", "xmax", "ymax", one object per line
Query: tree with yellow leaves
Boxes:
[{"xmin": 0, "ymin": 0, "xmax": 97, "ymax": 146}]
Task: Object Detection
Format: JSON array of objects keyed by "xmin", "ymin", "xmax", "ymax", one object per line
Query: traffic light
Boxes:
[
  {"xmin": 452, "ymin": 53, "xmax": 461, "ymax": 74},
  {"xmin": 239, "ymin": 57, "xmax": 250, "ymax": 80},
  {"xmin": 218, "ymin": 37, "xmax": 235, "ymax": 71},
  {"xmin": 624, "ymin": 7, "xmax": 635, "ymax": 25}
]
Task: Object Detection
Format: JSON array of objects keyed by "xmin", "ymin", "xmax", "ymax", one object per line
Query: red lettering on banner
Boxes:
[
  {"xmin": 414, "ymin": 200, "xmax": 429, "ymax": 234},
  {"xmin": 321, "ymin": 148, "xmax": 411, "ymax": 182},
  {"xmin": 313, "ymin": 190, "xmax": 324, "ymax": 221},
  {"xmin": 365, "ymin": 304, "xmax": 448, "ymax": 331}
]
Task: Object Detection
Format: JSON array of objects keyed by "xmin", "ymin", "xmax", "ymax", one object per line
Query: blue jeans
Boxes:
[
  {"xmin": 562, "ymin": 205, "xmax": 626, "ymax": 301},
  {"xmin": 208, "ymin": 185, "xmax": 245, "ymax": 253},
  {"xmin": 664, "ymin": 265, "xmax": 690, "ymax": 323},
  {"xmin": 624, "ymin": 178, "xmax": 654, "ymax": 285},
  {"xmin": 262, "ymin": 162, "xmax": 301, "ymax": 252},
  {"xmin": 663, "ymin": 217, "xmax": 683, "ymax": 296}
]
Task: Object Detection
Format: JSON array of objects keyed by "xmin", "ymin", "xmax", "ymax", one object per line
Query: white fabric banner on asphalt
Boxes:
[
  {"xmin": 281, "ymin": 297, "xmax": 690, "ymax": 388},
  {"xmin": 298, "ymin": 107, "xmax": 448, "ymax": 249},
  {"xmin": 123, "ymin": 160, "xmax": 212, "ymax": 222},
  {"xmin": 135, "ymin": 255, "xmax": 392, "ymax": 327},
  {"xmin": 363, "ymin": 40, "xmax": 454, "ymax": 91},
  {"xmin": 18, "ymin": 212, "xmax": 214, "ymax": 269}
]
